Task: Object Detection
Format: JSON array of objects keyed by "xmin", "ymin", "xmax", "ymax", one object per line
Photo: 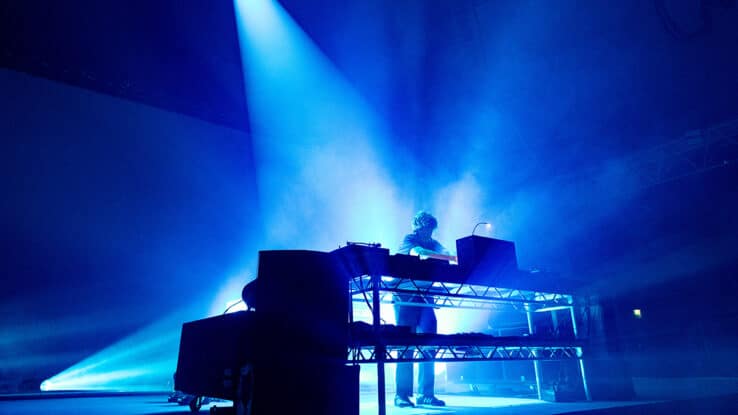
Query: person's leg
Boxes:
[
  {"xmin": 394, "ymin": 304, "xmax": 419, "ymax": 399},
  {"xmin": 417, "ymin": 307, "xmax": 437, "ymax": 397}
]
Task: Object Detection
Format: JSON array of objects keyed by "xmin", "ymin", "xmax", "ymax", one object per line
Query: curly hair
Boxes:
[{"xmin": 412, "ymin": 211, "xmax": 438, "ymax": 231}]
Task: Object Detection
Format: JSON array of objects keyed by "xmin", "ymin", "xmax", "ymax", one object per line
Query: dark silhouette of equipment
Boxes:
[
  {"xmin": 456, "ymin": 235, "xmax": 519, "ymax": 285},
  {"xmin": 175, "ymin": 237, "xmax": 628, "ymax": 414},
  {"xmin": 175, "ymin": 250, "xmax": 358, "ymax": 415}
]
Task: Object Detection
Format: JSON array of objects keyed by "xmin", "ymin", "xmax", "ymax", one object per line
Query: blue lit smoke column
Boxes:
[
  {"xmin": 233, "ymin": 0, "xmax": 493, "ymax": 350},
  {"xmin": 233, "ymin": 0, "xmax": 411, "ymax": 252}
]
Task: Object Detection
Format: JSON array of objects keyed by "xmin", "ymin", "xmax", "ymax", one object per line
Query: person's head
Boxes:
[{"xmin": 412, "ymin": 211, "xmax": 437, "ymax": 241}]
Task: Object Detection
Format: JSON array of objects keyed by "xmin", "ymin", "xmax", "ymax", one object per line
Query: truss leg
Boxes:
[
  {"xmin": 578, "ymin": 357, "xmax": 591, "ymax": 401},
  {"xmin": 569, "ymin": 307, "xmax": 591, "ymax": 401},
  {"xmin": 371, "ymin": 274, "xmax": 386, "ymax": 415},
  {"xmin": 348, "ymin": 279, "xmax": 354, "ymax": 325},
  {"xmin": 526, "ymin": 310, "xmax": 543, "ymax": 400}
]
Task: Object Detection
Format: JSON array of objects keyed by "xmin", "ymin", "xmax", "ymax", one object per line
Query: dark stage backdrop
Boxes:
[{"xmin": 0, "ymin": 68, "xmax": 260, "ymax": 390}]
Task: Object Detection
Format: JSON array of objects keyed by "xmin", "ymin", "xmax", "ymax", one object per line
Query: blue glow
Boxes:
[
  {"xmin": 233, "ymin": 0, "xmax": 491, "ymax": 342},
  {"xmin": 535, "ymin": 305, "xmax": 572, "ymax": 313},
  {"xmin": 41, "ymin": 305, "xmax": 209, "ymax": 392},
  {"xmin": 432, "ymin": 174, "xmax": 486, "ymax": 250},
  {"xmin": 358, "ymin": 393, "xmax": 544, "ymax": 412},
  {"xmin": 224, "ymin": 298, "xmax": 248, "ymax": 314},
  {"xmin": 356, "ymin": 363, "xmax": 448, "ymax": 396},
  {"xmin": 438, "ymin": 395, "xmax": 543, "ymax": 408},
  {"xmin": 208, "ymin": 268, "xmax": 254, "ymax": 316},
  {"xmin": 234, "ymin": 0, "xmax": 412, "ymax": 252}
]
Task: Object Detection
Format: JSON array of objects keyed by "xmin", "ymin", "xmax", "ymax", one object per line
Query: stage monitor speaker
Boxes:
[
  {"xmin": 175, "ymin": 311, "xmax": 360, "ymax": 415},
  {"xmin": 175, "ymin": 311, "xmax": 258, "ymax": 401}
]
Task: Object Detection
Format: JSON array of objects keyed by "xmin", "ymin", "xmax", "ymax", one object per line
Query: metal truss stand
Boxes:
[{"xmin": 349, "ymin": 276, "xmax": 591, "ymax": 415}]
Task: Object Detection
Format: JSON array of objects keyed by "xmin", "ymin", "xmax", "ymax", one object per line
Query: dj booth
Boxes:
[{"xmin": 174, "ymin": 236, "xmax": 594, "ymax": 415}]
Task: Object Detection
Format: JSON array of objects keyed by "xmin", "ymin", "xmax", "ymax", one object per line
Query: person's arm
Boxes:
[
  {"xmin": 412, "ymin": 244, "xmax": 456, "ymax": 260},
  {"xmin": 412, "ymin": 246, "xmax": 457, "ymax": 263},
  {"xmin": 409, "ymin": 246, "xmax": 440, "ymax": 256}
]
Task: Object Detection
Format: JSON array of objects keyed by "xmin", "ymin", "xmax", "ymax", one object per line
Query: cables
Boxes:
[{"xmin": 223, "ymin": 299, "xmax": 245, "ymax": 315}]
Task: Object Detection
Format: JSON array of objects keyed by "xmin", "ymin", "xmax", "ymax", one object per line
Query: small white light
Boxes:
[{"xmin": 633, "ymin": 309, "xmax": 642, "ymax": 319}]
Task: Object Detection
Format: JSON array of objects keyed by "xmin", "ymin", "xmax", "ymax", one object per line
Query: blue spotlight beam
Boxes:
[
  {"xmin": 234, "ymin": 0, "xmax": 412, "ymax": 252},
  {"xmin": 42, "ymin": 304, "xmax": 211, "ymax": 392}
]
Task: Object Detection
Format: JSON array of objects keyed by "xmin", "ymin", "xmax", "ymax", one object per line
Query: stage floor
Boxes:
[{"xmin": 0, "ymin": 392, "xmax": 651, "ymax": 415}]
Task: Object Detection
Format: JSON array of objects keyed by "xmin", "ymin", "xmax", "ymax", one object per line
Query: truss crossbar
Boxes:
[
  {"xmin": 350, "ymin": 276, "xmax": 573, "ymax": 310},
  {"xmin": 348, "ymin": 345, "xmax": 582, "ymax": 363}
]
